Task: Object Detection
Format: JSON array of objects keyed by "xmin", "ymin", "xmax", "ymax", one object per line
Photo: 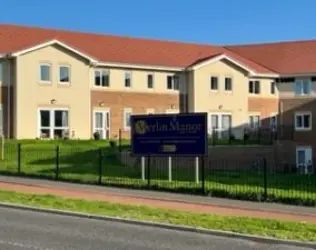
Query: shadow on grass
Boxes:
[{"xmin": 2, "ymin": 143, "xmax": 316, "ymax": 206}]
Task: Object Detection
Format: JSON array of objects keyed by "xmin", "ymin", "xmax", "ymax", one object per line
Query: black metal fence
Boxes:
[
  {"xmin": 117, "ymin": 125, "xmax": 294, "ymax": 150},
  {"xmin": 1, "ymin": 142, "xmax": 316, "ymax": 206}
]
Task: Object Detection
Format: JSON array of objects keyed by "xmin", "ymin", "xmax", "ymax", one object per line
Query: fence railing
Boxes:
[{"xmin": 0, "ymin": 142, "xmax": 316, "ymax": 206}]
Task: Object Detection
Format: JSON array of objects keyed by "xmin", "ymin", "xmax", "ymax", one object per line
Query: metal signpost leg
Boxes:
[{"xmin": 147, "ymin": 155, "xmax": 151, "ymax": 186}]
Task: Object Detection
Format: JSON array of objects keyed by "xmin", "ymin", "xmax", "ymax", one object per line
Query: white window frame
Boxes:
[
  {"xmin": 296, "ymin": 146, "xmax": 312, "ymax": 174},
  {"xmin": 248, "ymin": 115, "xmax": 261, "ymax": 129},
  {"xmin": 166, "ymin": 75, "xmax": 180, "ymax": 91},
  {"xmin": 208, "ymin": 112, "xmax": 232, "ymax": 138},
  {"xmin": 39, "ymin": 63, "xmax": 52, "ymax": 84},
  {"xmin": 224, "ymin": 76, "xmax": 233, "ymax": 92},
  {"xmin": 93, "ymin": 109, "xmax": 110, "ymax": 139},
  {"xmin": 124, "ymin": 71, "xmax": 132, "ymax": 88},
  {"xmin": 269, "ymin": 113, "xmax": 278, "ymax": 128},
  {"xmin": 147, "ymin": 73, "xmax": 154, "ymax": 89},
  {"xmin": 294, "ymin": 111, "xmax": 312, "ymax": 131},
  {"xmin": 249, "ymin": 80, "xmax": 260, "ymax": 94},
  {"xmin": 58, "ymin": 65, "xmax": 71, "ymax": 84},
  {"xmin": 37, "ymin": 108, "xmax": 69, "ymax": 138},
  {"xmin": 270, "ymin": 81, "xmax": 276, "ymax": 95},
  {"xmin": 123, "ymin": 108, "xmax": 132, "ymax": 131},
  {"xmin": 210, "ymin": 76, "xmax": 219, "ymax": 91},
  {"xmin": 94, "ymin": 69, "xmax": 110, "ymax": 88},
  {"xmin": 294, "ymin": 78, "xmax": 311, "ymax": 96},
  {"xmin": 146, "ymin": 108, "xmax": 155, "ymax": 114}
]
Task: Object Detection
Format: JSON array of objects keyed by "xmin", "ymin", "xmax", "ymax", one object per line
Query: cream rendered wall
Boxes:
[
  {"xmin": 193, "ymin": 59, "xmax": 249, "ymax": 138},
  {"xmin": 15, "ymin": 45, "xmax": 91, "ymax": 139},
  {"xmin": 91, "ymin": 67, "xmax": 182, "ymax": 94}
]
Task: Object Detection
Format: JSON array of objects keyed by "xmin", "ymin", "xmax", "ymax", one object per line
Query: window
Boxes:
[
  {"xmin": 173, "ymin": 76, "xmax": 180, "ymax": 90},
  {"xmin": 296, "ymin": 146, "xmax": 312, "ymax": 173},
  {"xmin": 210, "ymin": 76, "xmax": 218, "ymax": 90},
  {"xmin": 249, "ymin": 115, "xmax": 260, "ymax": 129},
  {"xmin": 125, "ymin": 72, "xmax": 131, "ymax": 88},
  {"xmin": 270, "ymin": 115, "xmax": 277, "ymax": 128},
  {"xmin": 225, "ymin": 77, "xmax": 232, "ymax": 91},
  {"xmin": 295, "ymin": 79, "xmax": 311, "ymax": 96},
  {"xmin": 208, "ymin": 113, "xmax": 232, "ymax": 139},
  {"xmin": 93, "ymin": 110, "xmax": 110, "ymax": 139},
  {"xmin": 59, "ymin": 66, "xmax": 70, "ymax": 83},
  {"xmin": 295, "ymin": 112, "xmax": 311, "ymax": 130},
  {"xmin": 94, "ymin": 70, "xmax": 110, "ymax": 87},
  {"xmin": 0, "ymin": 104, "xmax": 2, "ymax": 133},
  {"xmin": 123, "ymin": 108, "xmax": 132, "ymax": 130},
  {"xmin": 40, "ymin": 64, "xmax": 51, "ymax": 82},
  {"xmin": 147, "ymin": 74, "xmax": 154, "ymax": 89},
  {"xmin": 166, "ymin": 75, "xmax": 180, "ymax": 90},
  {"xmin": 270, "ymin": 82, "xmax": 276, "ymax": 94},
  {"xmin": 38, "ymin": 108, "xmax": 69, "ymax": 138},
  {"xmin": 0, "ymin": 63, "xmax": 2, "ymax": 82},
  {"xmin": 249, "ymin": 80, "xmax": 260, "ymax": 94}
]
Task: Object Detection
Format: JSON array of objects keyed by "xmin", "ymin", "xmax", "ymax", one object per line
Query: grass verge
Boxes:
[{"xmin": 0, "ymin": 189, "xmax": 315, "ymax": 242}]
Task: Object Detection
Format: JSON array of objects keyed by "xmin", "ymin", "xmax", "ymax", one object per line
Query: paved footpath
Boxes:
[{"xmin": 0, "ymin": 176, "xmax": 316, "ymax": 224}]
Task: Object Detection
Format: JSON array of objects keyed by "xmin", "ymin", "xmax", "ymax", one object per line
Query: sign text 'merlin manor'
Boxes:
[{"xmin": 145, "ymin": 120, "xmax": 203, "ymax": 134}]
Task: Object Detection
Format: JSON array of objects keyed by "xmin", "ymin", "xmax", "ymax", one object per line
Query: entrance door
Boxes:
[
  {"xmin": 93, "ymin": 110, "xmax": 110, "ymax": 139},
  {"xmin": 296, "ymin": 146, "xmax": 312, "ymax": 174},
  {"xmin": 208, "ymin": 113, "xmax": 232, "ymax": 139}
]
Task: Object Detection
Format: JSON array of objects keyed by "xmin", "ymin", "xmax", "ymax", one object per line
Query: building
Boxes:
[{"xmin": 0, "ymin": 24, "xmax": 314, "ymax": 166}]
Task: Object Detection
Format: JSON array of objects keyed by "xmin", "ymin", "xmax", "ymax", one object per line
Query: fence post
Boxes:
[
  {"xmin": 147, "ymin": 156, "xmax": 151, "ymax": 186},
  {"xmin": 98, "ymin": 148, "xmax": 103, "ymax": 185},
  {"xmin": 263, "ymin": 158, "xmax": 268, "ymax": 201},
  {"xmin": 141, "ymin": 156, "xmax": 145, "ymax": 181},
  {"xmin": 118, "ymin": 129, "xmax": 122, "ymax": 152},
  {"xmin": 55, "ymin": 145, "xmax": 59, "ymax": 180},
  {"xmin": 168, "ymin": 157, "xmax": 172, "ymax": 182},
  {"xmin": 212, "ymin": 128, "xmax": 215, "ymax": 146},
  {"xmin": 201, "ymin": 156, "xmax": 205, "ymax": 194},
  {"xmin": 17, "ymin": 143, "xmax": 21, "ymax": 173},
  {"xmin": 195, "ymin": 157, "xmax": 199, "ymax": 184}
]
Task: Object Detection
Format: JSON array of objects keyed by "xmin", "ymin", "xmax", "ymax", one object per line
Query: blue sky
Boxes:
[{"xmin": 1, "ymin": 0, "xmax": 315, "ymax": 45}]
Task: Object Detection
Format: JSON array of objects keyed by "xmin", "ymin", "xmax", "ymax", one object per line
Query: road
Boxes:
[{"xmin": 0, "ymin": 207, "xmax": 313, "ymax": 250}]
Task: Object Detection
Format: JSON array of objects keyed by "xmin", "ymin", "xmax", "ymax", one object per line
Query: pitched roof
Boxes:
[
  {"xmin": 225, "ymin": 40, "xmax": 316, "ymax": 74},
  {"xmin": 0, "ymin": 24, "xmax": 272, "ymax": 74}
]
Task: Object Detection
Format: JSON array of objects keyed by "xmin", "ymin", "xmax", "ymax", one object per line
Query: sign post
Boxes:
[{"xmin": 130, "ymin": 113, "xmax": 208, "ymax": 188}]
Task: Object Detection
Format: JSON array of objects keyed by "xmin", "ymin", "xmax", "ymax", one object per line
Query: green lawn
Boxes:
[
  {"xmin": 0, "ymin": 140, "xmax": 315, "ymax": 206},
  {"xmin": 0, "ymin": 190, "xmax": 315, "ymax": 242}
]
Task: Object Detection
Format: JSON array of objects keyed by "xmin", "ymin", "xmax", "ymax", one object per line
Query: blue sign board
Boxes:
[{"xmin": 130, "ymin": 113, "xmax": 208, "ymax": 156}]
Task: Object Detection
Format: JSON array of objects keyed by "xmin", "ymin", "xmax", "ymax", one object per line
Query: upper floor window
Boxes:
[
  {"xmin": 125, "ymin": 72, "xmax": 132, "ymax": 88},
  {"xmin": 40, "ymin": 63, "xmax": 51, "ymax": 82},
  {"xmin": 249, "ymin": 80, "xmax": 260, "ymax": 94},
  {"xmin": 95, "ymin": 70, "xmax": 110, "ymax": 87},
  {"xmin": 0, "ymin": 63, "xmax": 3, "ymax": 82},
  {"xmin": 225, "ymin": 77, "xmax": 232, "ymax": 91},
  {"xmin": 270, "ymin": 82, "xmax": 276, "ymax": 94},
  {"xmin": 295, "ymin": 79, "xmax": 311, "ymax": 96},
  {"xmin": 147, "ymin": 74, "xmax": 154, "ymax": 89},
  {"xmin": 210, "ymin": 76, "xmax": 218, "ymax": 90},
  {"xmin": 59, "ymin": 65, "xmax": 70, "ymax": 83},
  {"xmin": 167, "ymin": 75, "xmax": 180, "ymax": 90},
  {"xmin": 295, "ymin": 112, "xmax": 311, "ymax": 131},
  {"xmin": 249, "ymin": 115, "xmax": 260, "ymax": 129}
]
